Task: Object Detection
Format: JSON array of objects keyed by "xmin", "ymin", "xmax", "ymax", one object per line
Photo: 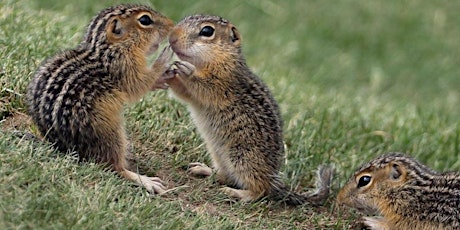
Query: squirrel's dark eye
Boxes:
[
  {"xmin": 199, "ymin": 26, "xmax": 215, "ymax": 37},
  {"xmin": 139, "ymin": 15, "xmax": 154, "ymax": 26},
  {"xmin": 357, "ymin": 175, "xmax": 372, "ymax": 188}
]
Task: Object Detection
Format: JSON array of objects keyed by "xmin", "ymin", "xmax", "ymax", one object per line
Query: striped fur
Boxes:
[
  {"xmin": 338, "ymin": 152, "xmax": 460, "ymax": 230},
  {"xmin": 26, "ymin": 4, "xmax": 174, "ymax": 193}
]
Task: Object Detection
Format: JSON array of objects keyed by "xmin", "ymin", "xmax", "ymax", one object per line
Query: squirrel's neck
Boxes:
[{"xmin": 205, "ymin": 55, "xmax": 250, "ymax": 79}]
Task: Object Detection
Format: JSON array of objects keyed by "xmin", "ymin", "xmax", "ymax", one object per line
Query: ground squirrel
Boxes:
[
  {"xmin": 162, "ymin": 14, "xmax": 333, "ymax": 205},
  {"xmin": 26, "ymin": 4, "xmax": 174, "ymax": 194},
  {"xmin": 337, "ymin": 152, "xmax": 460, "ymax": 230}
]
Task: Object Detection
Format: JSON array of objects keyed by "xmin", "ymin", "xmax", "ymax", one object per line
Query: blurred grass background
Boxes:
[{"xmin": 1, "ymin": 0, "xmax": 459, "ymax": 229}]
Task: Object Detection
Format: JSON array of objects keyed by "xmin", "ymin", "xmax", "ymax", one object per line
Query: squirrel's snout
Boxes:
[
  {"xmin": 168, "ymin": 27, "xmax": 185, "ymax": 47},
  {"xmin": 169, "ymin": 36, "xmax": 178, "ymax": 47}
]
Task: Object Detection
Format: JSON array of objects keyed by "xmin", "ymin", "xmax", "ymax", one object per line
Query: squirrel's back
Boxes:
[{"xmin": 28, "ymin": 47, "xmax": 119, "ymax": 159}]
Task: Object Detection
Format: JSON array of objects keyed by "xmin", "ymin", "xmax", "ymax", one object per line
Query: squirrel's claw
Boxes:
[{"xmin": 173, "ymin": 60, "xmax": 195, "ymax": 77}]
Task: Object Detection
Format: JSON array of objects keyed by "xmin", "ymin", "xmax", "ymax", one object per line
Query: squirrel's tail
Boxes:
[{"xmin": 269, "ymin": 164, "xmax": 334, "ymax": 206}]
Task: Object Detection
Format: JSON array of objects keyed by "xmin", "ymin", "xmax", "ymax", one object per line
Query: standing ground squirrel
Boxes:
[
  {"xmin": 337, "ymin": 152, "xmax": 460, "ymax": 230},
  {"xmin": 26, "ymin": 4, "xmax": 174, "ymax": 194},
  {"xmin": 163, "ymin": 14, "xmax": 333, "ymax": 205}
]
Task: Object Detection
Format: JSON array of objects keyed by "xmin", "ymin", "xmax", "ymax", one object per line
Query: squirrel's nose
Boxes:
[
  {"xmin": 169, "ymin": 36, "xmax": 178, "ymax": 46},
  {"xmin": 168, "ymin": 28, "xmax": 183, "ymax": 47}
]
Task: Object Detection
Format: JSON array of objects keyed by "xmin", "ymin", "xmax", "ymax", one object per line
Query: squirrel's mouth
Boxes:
[
  {"xmin": 170, "ymin": 46, "xmax": 200, "ymax": 66},
  {"xmin": 174, "ymin": 51, "xmax": 190, "ymax": 60},
  {"xmin": 170, "ymin": 47, "xmax": 191, "ymax": 60}
]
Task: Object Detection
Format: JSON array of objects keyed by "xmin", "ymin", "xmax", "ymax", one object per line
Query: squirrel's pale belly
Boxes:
[{"xmin": 189, "ymin": 106, "xmax": 233, "ymax": 171}]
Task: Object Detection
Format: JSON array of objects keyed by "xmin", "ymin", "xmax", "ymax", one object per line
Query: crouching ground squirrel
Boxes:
[
  {"xmin": 27, "ymin": 4, "xmax": 174, "ymax": 194},
  {"xmin": 337, "ymin": 153, "xmax": 460, "ymax": 230},
  {"xmin": 162, "ymin": 14, "xmax": 333, "ymax": 205}
]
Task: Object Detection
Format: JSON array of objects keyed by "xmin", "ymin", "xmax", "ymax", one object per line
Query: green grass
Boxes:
[{"xmin": 1, "ymin": 0, "xmax": 459, "ymax": 229}]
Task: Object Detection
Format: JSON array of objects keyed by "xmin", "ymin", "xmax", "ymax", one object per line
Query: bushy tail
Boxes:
[{"xmin": 270, "ymin": 164, "xmax": 334, "ymax": 206}]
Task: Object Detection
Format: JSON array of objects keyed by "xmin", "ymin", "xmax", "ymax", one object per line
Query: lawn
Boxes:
[{"xmin": 1, "ymin": 0, "xmax": 459, "ymax": 229}]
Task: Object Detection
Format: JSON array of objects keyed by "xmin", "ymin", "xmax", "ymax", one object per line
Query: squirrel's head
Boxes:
[
  {"xmin": 337, "ymin": 153, "xmax": 417, "ymax": 215},
  {"xmin": 83, "ymin": 4, "xmax": 174, "ymax": 55},
  {"xmin": 169, "ymin": 14, "xmax": 243, "ymax": 70}
]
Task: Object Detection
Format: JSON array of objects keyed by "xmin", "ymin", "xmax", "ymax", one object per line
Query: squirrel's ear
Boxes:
[
  {"xmin": 108, "ymin": 18, "xmax": 125, "ymax": 39},
  {"xmin": 390, "ymin": 163, "xmax": 403, "ymax": 180},
  {"xmin": 230, "ymin": 26, "xmax": 241, "ymax": 45}
]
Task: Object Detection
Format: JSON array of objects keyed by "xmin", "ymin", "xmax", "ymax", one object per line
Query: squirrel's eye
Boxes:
[
  {"xmin": 139, "ymin": 15, "xmax": 154, "ymax": 26},
  {"xmin": 199, "ymin": 26, "xmax": 215, "ymax": 37},
  {"xmin": 357, "ymin": 175, "xmax": 372, "ymax": 188}
]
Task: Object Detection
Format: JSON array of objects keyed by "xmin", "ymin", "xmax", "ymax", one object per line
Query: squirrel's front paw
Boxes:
[
  {"xmin": 153, "ymin": 45, "xmax": 174, "ymax": 71},
  {"xmin": 173, "ymin": 60, "xmax": 195, "ymax": 77},
  {"xmin": 151, "ymin": 68, "xmax": 175, "ymax": 90}
]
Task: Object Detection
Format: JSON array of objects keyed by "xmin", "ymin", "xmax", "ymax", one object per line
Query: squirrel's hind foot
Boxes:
[
  {"xmin": 220, "ymin": 187, "xmax": 262, "ymax": 203},
  {"xmin": 187, "ymin": 162, "xmax": 213, "ymax": 177},
  {"xmin": 362, "ymin": 216, "xmax": 391, "ymax": 230},
  {"xmin": 120, "ymin": 169, "xmax": 167, "ymax": 194}
]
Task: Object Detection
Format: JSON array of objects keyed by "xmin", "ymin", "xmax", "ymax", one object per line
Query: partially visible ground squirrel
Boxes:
[
  {"xmin": 337, "ymin": 152, "xmax": 460, "ymax": 230},
  {"xmin": 26, "ymin": 4, "xmax": 174, "ymax": 194},
  {"xmin": 162, "ymin": 14, "xmax": 333, "ymax": 205}
]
